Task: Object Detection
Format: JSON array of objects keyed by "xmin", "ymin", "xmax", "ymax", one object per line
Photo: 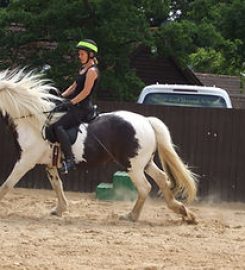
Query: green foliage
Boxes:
[
  {"xmin": 134, "ymin": 0, "xmax": 170, "ymax": 26},
  {"xmin": 0, "ymin": 0, "xmax": 244, "ymax": 100},
  {"xmin": 155, "ymin": 20, "xmax": 198, "ymax": 65},
  {"xmin": 189, "ymin": 48, "xmax": 225, "ymax": 74},
  {"xmin": 218, "ymin": 0, "xmax": 245, "ymax": 62},
  {"xmin": 0, "ymin": 0, "xmax": 152, "ymax": 99},
  {"xmin": 100, "ymin": 69, "xmax": 144, "ymax": 101},
  {"xmin": 162, "ymin": 0, "xmax": 244, "ymax": 75}
]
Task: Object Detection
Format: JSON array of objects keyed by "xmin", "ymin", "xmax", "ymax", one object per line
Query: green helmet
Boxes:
[{"xmin": 76, "ymin": 39, "xmax": 98, "ymax": 54}]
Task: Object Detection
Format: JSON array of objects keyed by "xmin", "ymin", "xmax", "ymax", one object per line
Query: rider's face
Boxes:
[{"xmin": 78, "ymin": 50, "xmax": 89, "ymax": 64}]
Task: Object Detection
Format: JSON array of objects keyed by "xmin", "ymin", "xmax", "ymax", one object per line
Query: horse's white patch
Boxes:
[
  {"xmin": 16, "ymin": 121, "xmax": 52, "ymax": 164},
  {"xmin": 16, "ymin": 122, "xmax": 40, "ymax": 150},
  {"xmin": 72, "ymin": 124, "xmax": 88, "ymax": 163},
  {"xmin": 113, "ymin": 111, "xmax": 157, "ymax": 169}
]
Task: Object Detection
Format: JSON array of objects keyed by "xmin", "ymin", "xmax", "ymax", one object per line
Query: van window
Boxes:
[{"xmin": 143, "ymin": 93, "xmax": 227, "ymax": 108}]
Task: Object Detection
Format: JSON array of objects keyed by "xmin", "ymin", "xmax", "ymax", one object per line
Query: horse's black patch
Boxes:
[
  {"xmin": 83, "ymin": 114, "xmax": 140, "ymax": 171},
  {"xmin": 0, "ymin": 113, "xmax": 22, "ymax": 163}
]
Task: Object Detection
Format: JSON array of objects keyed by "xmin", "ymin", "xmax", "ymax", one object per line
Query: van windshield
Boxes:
[{"xmin": 143, "ymin": 93, "xmax": 227, "ymax": 108}]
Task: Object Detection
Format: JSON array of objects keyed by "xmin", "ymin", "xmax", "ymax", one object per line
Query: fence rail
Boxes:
[{"xmin": 0, "ymin": 101, "xmax": 245, "ymax": 202}]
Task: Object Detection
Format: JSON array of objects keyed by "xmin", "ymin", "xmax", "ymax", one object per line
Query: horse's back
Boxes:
[{"xmin": 74, "ymin": 110, "xmax": 157, "ymax": 170}]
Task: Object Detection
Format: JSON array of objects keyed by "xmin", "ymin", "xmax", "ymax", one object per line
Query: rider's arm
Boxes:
[
  {"xmin": 70, "ymin": 68, "xmax": 97, "ymax": 105},
  {"xmin": 61, "ymin": 81, "xmax": 76, "ymax": 98}
]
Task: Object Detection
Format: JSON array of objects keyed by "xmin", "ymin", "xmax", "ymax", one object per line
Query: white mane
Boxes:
[{"xmin": 0, "ymin": 68, "xmax": 62, "ymax": 128}]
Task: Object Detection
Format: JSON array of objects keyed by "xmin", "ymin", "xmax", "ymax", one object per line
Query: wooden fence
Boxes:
[{"xmin": 0, "ymin": 101, "xmax": 245, "ymax": 202}]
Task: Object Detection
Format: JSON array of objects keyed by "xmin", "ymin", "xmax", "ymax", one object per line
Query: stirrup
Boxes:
[{"xmin": 59, "ymin": 159, "xmax": 76, "ymax": 174}]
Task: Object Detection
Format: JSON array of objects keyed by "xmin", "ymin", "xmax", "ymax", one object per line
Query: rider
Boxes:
[{"xmin": 52, "ymin": 39, "xmax": 100, "ymax": 174}]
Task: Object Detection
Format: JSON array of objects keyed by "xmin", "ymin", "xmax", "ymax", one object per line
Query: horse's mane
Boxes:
[{"xmin": 0, "ymin": 68, "xmax": 62, "ymax": 128}]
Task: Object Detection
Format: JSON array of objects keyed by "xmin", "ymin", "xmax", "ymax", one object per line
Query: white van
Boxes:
[{"xmin": 137, "ymin": 84, "xmax": 232, "ymax": 108}]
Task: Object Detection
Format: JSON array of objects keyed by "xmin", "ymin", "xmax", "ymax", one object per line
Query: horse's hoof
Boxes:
[
  {"xmin": 119, "ymin": 213, "xmax": 136, "ymax": 222},
  {"xmin": 50, "ymin": 208, "xmax": 63, "ymax": 217},
  {"xmin": 182, "ymin": 212, "xmax": 198, "ymax": 225},
  {"xmin": 119, "ymin": 213, "xmax": 130, "ymax": 221}
]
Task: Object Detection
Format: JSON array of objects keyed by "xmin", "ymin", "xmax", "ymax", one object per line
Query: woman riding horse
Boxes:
[
  {"xmin": 0, "ymin": 68, "xmax": 198, "ymax": 224},
  {"xmin": 51, "ymin": 39, "xmax": 100, "ymax": 174}
]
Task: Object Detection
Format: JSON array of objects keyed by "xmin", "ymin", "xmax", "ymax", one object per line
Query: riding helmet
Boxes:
[{"xmin": 76, "ymin": 39, "xmax": 98, "ymax": 55}]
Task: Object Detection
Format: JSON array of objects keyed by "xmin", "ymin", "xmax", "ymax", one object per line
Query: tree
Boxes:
[
  {"xmin": 218, "ymin": 0, "xmax": 245, "ymax": 63},
  {"xmin": 154, "ymin": 0, "xmax": 244, "ymax": 75},
  {"xmin": 189, "ymin": 48, "xmax": 225, "ymax": 74},
  {"xmin": 0, "ymin": 0, "xmax": 155, "ymax": 100},
  {"xmin": 0, "ymin": 0, "xmax": 244, "ymax": 101}
]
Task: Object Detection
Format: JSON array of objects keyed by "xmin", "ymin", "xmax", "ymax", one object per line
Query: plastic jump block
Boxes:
[
  {"xmin": 112, "ymin": 171, "xmax": 137, "ymax": 201},
  {"xmin": 95, "ymin": 183, "xmax": 114, "ymax": 200},
  {"xmin": 113, "ymin": 171, "xmax": 136, "ymax": 191},
  {"xmin": 96, "ymin": 171, "xmax": 137, "ymax": 201}
]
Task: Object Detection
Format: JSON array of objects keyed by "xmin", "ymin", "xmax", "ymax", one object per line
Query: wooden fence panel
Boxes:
[
  {"xmin": 0, "ymin": 102, "xmax": 245, "ymax": 202},
  {"xmin": 97, "ymin": 102, "xmax": 245, "ymax": 202}
]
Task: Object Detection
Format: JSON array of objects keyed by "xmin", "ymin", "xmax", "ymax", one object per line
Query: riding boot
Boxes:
[{"xmin": 56, "ymin": 126, "xmax": 76, "ymax": 174}]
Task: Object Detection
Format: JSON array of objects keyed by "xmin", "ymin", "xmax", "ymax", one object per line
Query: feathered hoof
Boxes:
[
  {"xmin": 182, "ymin": 211, "xmax": 198, "ymax": 225},
  {"xmin": 178, "ymin": 204, "xmax": 198, "ymax": 225}
]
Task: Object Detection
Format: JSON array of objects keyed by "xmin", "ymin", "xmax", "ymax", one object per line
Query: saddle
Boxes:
[{"xmin": 44, "ymin": 105, "xmax": 98, "ymax": 144}]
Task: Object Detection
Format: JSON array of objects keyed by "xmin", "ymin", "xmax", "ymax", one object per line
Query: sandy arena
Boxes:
[{"xmin": 0, "ymin": 188, "xmax": 244, "ymax": 270}]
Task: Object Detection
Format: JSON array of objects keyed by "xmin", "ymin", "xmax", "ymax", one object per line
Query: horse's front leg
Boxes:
[
  {"xmin": 0, "ymin": 155, "xmax": 36, "ymax": 201},
  {"xmin": 46, "ymin": 166, "xmax": 68, "ymax": 216}
]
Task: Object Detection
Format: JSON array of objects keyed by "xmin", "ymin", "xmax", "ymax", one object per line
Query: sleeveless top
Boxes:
[{"xmin": 69, "ymin": 64, "xmax": 99, "ymax": 109}]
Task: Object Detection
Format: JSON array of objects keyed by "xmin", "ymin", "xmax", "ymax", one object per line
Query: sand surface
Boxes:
[{"xmin": 0, "ymin": 188, "xmax": 244, "ymax": 270}]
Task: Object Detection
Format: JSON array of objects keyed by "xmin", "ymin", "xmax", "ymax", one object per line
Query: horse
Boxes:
[{"xmin": 0, "ymin": 68, "xmax": 198, "ymax": 224}]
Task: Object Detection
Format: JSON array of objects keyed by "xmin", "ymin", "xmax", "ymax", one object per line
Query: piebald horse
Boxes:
[{"xmin": 0, "ymin": 68, "xmax": 198, "ymax": 224}]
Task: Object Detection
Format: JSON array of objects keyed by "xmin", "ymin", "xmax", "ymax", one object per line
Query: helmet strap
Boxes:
[
  {"xmin": 83, "ymin": 52, "xmax": 90, "ymax": 65},
  {"xmin": 82, "ymin": 52, "xmax": 95, "ymax": 66}
]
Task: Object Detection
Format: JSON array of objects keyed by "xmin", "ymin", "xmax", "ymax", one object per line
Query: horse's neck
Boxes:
[{"xmin": 15, "ymin": 118, "xmax": 44, "ymax": 141}]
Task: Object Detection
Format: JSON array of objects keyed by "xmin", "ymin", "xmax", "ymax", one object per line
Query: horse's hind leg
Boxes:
[
  {"xmin": 120, "ymin": 171, "xmax": 151, "ymax": 222},
  {"xmin": 46, "ymin": 166, "xmax": 68, "ymax": 216},
  {"xmin": 145, "ymin": 160, "xmax": 197, "ymax": 224}
]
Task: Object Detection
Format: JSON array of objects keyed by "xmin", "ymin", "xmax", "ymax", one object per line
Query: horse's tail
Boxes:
[{"xmin": 148, "ymin": 117, "xmax": 197, "ymax": 203}]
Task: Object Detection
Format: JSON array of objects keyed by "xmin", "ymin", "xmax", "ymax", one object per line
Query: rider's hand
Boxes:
[{"xmin": 58, "ymin": 100, "xmax": 73, "ymax": 111}]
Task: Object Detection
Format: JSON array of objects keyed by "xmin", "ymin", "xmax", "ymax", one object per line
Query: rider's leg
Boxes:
[
  {"xmin": 51, "ymin": 106, "xmax": 90, "ymax": 174},
  {"xmin": 51, "ymin": 111, "xmax": 77, "ymax": 174},
  {"xmin": 55, "ymin": 125, "xmax": 76, "ymax": 174}
]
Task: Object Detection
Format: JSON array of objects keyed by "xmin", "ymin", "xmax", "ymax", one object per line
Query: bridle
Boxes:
[{"xmin": 13, "ymin": 109, "xmax": 56, "ymax": 120}]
